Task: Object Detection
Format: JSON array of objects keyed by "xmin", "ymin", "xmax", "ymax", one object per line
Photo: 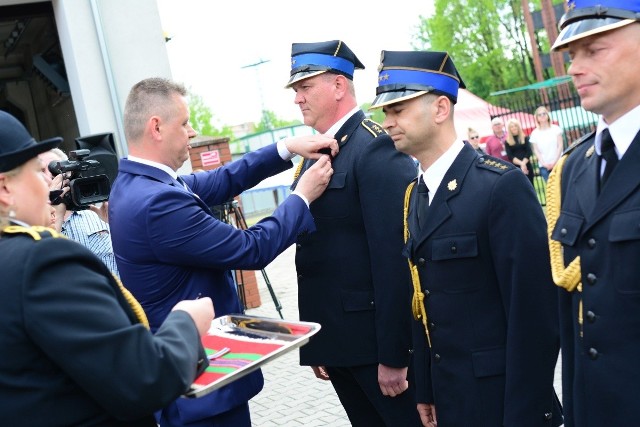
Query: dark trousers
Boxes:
[{"xmin": 326, "ymin": 364, "xmax": 421, "ymax": 427}]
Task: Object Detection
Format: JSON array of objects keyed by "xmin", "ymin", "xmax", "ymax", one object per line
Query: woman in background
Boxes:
[
  {"xmin": 0, "ymin": 110, "xmax": 213, "ymax": 427},
  {"xmin": 529, "ymin": 106, "xmax": 563, "ymax": 181},
  {"xmin": 505, "ymin": 118, "xmax": 535, "ymax": 186},
  {"xmin": 467, "ymin": 127, "xmax": 485, "ymax": 154}
]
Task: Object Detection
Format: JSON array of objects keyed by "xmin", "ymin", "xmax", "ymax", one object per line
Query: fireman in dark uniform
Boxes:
[
  {"xmin": 0, "ymin": 110, "xmax": 212, "ymax": 426},
  {"xmin": 369, "ymin": 50, "xmax": 562, "ymax": 426},
  {"xmin": 548, "ymin": 1, "xmax": 640, "ymax": 426}
]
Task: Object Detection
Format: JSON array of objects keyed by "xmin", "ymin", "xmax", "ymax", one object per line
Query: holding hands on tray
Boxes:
[{"xmin": 172, "ymin": 297, "xmax": 215, "ymax": 337}]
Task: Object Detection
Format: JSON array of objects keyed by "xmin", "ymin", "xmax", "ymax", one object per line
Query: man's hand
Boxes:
[
  {"xmin": 378, "ymin": 364, "xmax": 409, "ymax": 397},
  {"xmin": 89, "ymin": 201, "xmax": 109, "ymax": 224},
  {"xmin": 295, "ymin": 155, "xmax": 333, "ymax": 203},
  {"xmin": 311, "ymin": 366, "xmax": 330, "ymax": 380},
  {"xmin": 285, "ymin": 135, "xmax": 338, "ymax": 159},
  {"xmin": 417, "ymin": 403, "xmax": 437, "ymax": 427},
  {"xmin": 171, "ymin": 297, "xmax": 215, "ymax": 336}
]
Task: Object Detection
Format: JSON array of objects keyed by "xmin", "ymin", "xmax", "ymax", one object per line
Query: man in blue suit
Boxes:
[
  {"xmin": 109, "ymin": 77, "xmax": 337, "ymax": 427},
  {"xmin": 548, "ymin": 2, "xmax": 640, "ymax": 426},
  {"xmin": 369, "ymin": 51, "xmax": 562, "ymax": 426},
  {"xmin": 288, "ymin": 40, "xmax": 421, "ymax": 426}
]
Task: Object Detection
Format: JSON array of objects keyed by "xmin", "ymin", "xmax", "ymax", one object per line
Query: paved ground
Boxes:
[{"xmin": 245, "ymin": 244, "xmax": 563, "ymax": 426}]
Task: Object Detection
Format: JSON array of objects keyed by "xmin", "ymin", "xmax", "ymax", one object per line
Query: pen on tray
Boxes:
[{"xmin": 208, "ymin": 347, "xmax": 230, "ymax": 361}]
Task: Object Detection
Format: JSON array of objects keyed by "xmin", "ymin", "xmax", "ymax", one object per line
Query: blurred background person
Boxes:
[
  {"xmin": 466, "ymin": 127, "xmax": 485, "ymax": 154},
  {"xmin": 505, "ymin": 118, "xmax": 535, "ymax": 186},
  {"xmin": 39, "ymin": 148, "xmax": 119, "ymax": 277},
  {"xmin": 0, "ymin": 110, "xmax": 213, "ymax": 427},
  {"xmin": 530, "ymin": 106, "xmax": 563, "ymax": 181},
  {"xmin": 484, "ymin": 117, "xmax": 509, "ymax": 161}
]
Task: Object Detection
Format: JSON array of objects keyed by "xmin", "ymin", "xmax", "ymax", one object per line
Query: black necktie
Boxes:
[
  {"xmin": 417, "ymin": 176, "xmax": 429, "ymax": 229},
  {"xmin": 600, "ymin": 128, "xmax": 618, "ymax": 189}
]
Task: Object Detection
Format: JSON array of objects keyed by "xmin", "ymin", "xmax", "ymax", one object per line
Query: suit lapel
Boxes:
[
  {"xmin": 569, "ymin": 142, "xmax": 599, "ymax": 219},
  {"xmin": 413, "ymin": 144, "xmax": 475, "ymax": 248},
  {"xmin": 585, "ymin": 130, "xmax": 640, "ymax": 231}
]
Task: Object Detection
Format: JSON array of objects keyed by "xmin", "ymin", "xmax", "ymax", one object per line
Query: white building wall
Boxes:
[{"xmin": 53, "ymin": 0, "xmax": 172, "ymax": 158}]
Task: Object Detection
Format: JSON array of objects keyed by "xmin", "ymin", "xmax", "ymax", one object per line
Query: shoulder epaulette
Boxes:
[
  {"xmin": 2, "ymin": 225, "xmax": 65, "ymax": 240},
  {"xmin": 361, "ymin": 118, "xmax": 386, "ymax": 137},
  {"xmin": 562, "ymin": 130, "xmax": 595, "ymax": 157},
  {"xmin": 475, "ymin": 156, "xmax": 514, "ymax": 174}
]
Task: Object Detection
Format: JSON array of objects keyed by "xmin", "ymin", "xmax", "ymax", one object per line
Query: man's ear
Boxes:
[
  {"xmin": 148, "ymin": 116, "xmax": 162, "ymax": 141},
  {"xmin": 433, "ymin": 96, "xmax": 452, "ymax": 124},
  {"xmin": 333, "ymin": 74, "xmax": 348, "ymax": 100}
]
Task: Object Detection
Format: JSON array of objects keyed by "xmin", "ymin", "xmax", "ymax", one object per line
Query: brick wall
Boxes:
[{"xmin": 189, "ymin": 136, "xmax": 262, "ymax": 309}]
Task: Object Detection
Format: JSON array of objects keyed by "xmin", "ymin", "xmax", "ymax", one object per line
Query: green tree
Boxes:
[
  {"xmin": 360, "ymin": 102, "xmax": 385, "ymax": 125},
  {"xmin": 415, "ymin": 0, "xmax": 536, "ymax": 98},
  {"xmin": 253, "ymin": 110, "xmax": 301, "ymax": 133},
  {"xmin": 187, "ymin": 91, "xmax": 234, "ymax": 139}
]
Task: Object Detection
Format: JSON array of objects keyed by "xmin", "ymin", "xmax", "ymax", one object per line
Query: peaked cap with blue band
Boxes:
[
  {"xmin": 286, "ymin": 40, "xmax": 365, "ymax": 88},
  {"xmin": 552, "ymin": 0, "xmax": 640, "ymax": 50},
  {"xmin": 369, "ymin": 50, "xmax": 465, "ymax": 110},
  {"xmin": 0, "ymin": 111, "xmax": 62, "ymax": 172}
]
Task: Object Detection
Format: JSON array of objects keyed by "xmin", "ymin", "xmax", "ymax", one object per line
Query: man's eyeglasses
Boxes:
[{"xmin": 469, "ymin": 136, "xmax": 479, "ymax": 140}]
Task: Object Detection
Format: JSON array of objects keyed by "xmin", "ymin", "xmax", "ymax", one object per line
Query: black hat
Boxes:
[
  {"xmin": 286, "ymin": 40, "xmax": 365, "ymax": 88},
  {"xmin": 369, "ymin": 51, "xmax": 466, "ymax": 110},
  {"xmin": 552, "ymin": 0, "xmax": 640, "ymax": 51},
  {"xmin": 0, "ymin": 111, "xmax": 62, "ymax": 172}
]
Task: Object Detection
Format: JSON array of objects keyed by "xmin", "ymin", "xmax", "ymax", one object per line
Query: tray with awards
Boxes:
[{"xmin": 185, "ymin": 314, "xmax": 321, "ymax": 398}]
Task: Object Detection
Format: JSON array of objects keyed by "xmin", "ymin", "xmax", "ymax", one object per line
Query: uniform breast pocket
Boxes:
[
  {"xmin": 551, "ymin": 211, "xmax": 584, "ymax": 246},
  {"xmin": 311, "ymin": 172, "xmax": 349, "ymax": 219},
  {"xmin": 430, "ymin": 233, "xmax": 480, "ymax": 292},
  {"xmin": 609, "ymin": 209, "xmax": 640, "ymax": 294}
]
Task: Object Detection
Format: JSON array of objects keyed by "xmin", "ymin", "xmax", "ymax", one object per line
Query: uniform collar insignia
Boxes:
[
  {"xmin": 447, "ymin": 179, "xmax": 457, "ymax": 191},
  {"xmin": 586, "ymin": 146, "xmax": 595, "ymax": 158},
  {"xmin": 341, "ymin": 135, "xmax": 348, "ymax": 142}
]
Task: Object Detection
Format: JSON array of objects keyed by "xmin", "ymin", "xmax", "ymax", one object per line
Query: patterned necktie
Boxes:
[
  {"xmin": 417, "ymin": 176, "xmax": 429, "ymax": 229},
  {"xmin": 600, "ymin": 128, "xmax": 618, "ymax": 189}
]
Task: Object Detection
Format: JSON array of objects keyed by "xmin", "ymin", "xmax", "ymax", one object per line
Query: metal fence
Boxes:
[{"xmin": 487, "ymin": 79, "xmax": 598, "ymax": 205}]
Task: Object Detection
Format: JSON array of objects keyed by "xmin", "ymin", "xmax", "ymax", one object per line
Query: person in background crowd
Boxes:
[
  {"xmin": 109, "ymin": 77, "xmax": 336, "ymax": 427},
  {"xmin": 548, "ymin": 1, "xmax": 640, "ymax": 426},
  {"xmin": 0, "ymin": 109, "xmax": 213, "ymax": 427},
  {"xmin": 504, "ymin": 118, "xmax": 535, "ymax": 186},
  {"xmin": 370, "ymin": 50, "xmax": 562, "ymax": 427},
  {"xmin": 466, "ymin": 127, "xmax": 485, "ymax": 154},
  {"xmin": 484, "ymin": 117, "xmax": 509, "ymax": 161},
  {"xmin": 287, "ymin": 40, "xmax": 420, "ymax": 426},
  {"xmin": 530, "ymin": 106, "xmax": 563, "ymax": 181},
  {"xmin": 40, "ymin": 148, "xmax": 119, "ymax": 276}
]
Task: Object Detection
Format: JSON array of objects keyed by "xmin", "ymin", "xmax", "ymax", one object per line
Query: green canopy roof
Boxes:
[{"xmin": 490, "ymin": 75, "xmax": 572, "ymax": 96}]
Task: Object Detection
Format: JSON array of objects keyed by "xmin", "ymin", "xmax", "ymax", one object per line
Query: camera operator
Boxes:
[{"xmin": 40, "ymin": 148, "xmax": 119, "ymax": 277}]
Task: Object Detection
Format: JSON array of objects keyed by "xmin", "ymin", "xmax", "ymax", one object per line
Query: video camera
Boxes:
[{"xmin": 48, "ymin": 149, "xmax": 111, "ymax": 210}]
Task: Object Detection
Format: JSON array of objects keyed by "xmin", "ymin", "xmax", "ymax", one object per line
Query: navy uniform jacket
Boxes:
[
  {"xmin": 551, "ymin": 130, "xmax": 640, "ymax": 427},
  {"xmin": 109, "ymin": 143, "xmax": 315, "ymax": 425},
  {"xmin": 0, "ymin": 227, "xmax": 205, "ymax": 427},
  {"xmin": 406, "ymin": 144, "xmax": 562, "ymax": 426},
  {"xmin": 292, "ymin": 110, "xmax": 417, "ymax": 368}
]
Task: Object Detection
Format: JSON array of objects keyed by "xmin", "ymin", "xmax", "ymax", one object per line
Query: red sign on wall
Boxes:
[{"xmin": 200, "ymin": 150, "xmax": 221, "ymax": 167}]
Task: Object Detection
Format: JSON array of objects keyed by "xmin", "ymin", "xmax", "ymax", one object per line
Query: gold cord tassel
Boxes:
[
  {"xmin": 292, "ymin": 159, "xmax": 305, "ymax": 182},
  {"xmin": 546, "ymin": 154, "xmax": 582, "ymax": 292},
  {"xmin": 404, "ymin": 182, "xmax": 431, "ymax": 347},
  {"xmin": 114, "ymin": 275, "xmax": 150, "ymax": 329}
]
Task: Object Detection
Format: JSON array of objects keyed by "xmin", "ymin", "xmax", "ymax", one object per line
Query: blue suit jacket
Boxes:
[
  {"xmin": 552, "ymin": 130, "xmax": 640, "ymax": 427},
  {"xmin": 405, "ymin": 144, "xmax": 562, "ymax": 426},
  {"xmin": 109, "ymin": 144, "xmax": 315, "ymax": 424}
]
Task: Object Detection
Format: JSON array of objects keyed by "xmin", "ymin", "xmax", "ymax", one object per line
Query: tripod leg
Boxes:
[
  {"xmin": 260, "ymin": 269, "xmax": 283, "ymax": 319},
  {"xmin": 231, "ymin": 203, "xmax": 284, "ymax": 318}
]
